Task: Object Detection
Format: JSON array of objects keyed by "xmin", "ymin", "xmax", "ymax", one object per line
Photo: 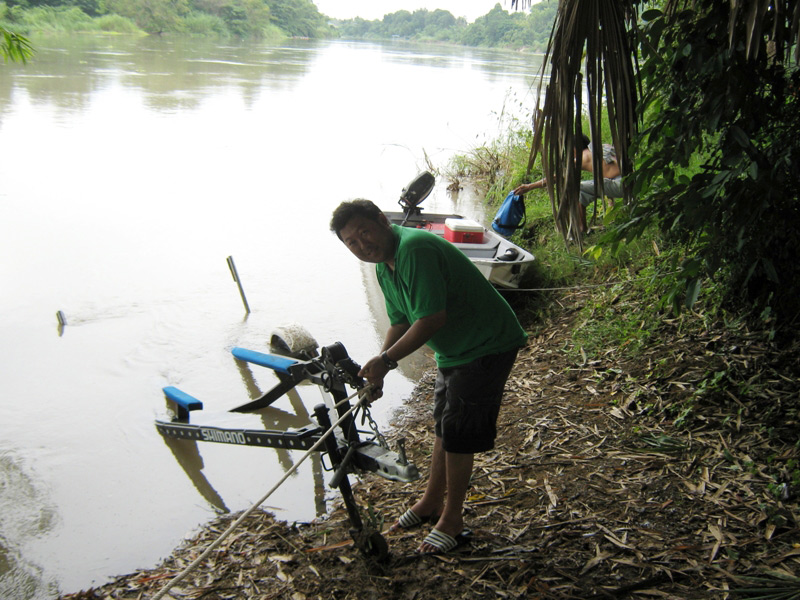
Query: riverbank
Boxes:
[{"xmin": 61, "ymin": 286, "xmax": 799, "ymax": 599}]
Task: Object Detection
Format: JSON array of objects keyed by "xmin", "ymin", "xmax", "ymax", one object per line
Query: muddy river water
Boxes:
[{"xmin": 0, "ymin": 34, "xmax": 542, "ymax": 597}]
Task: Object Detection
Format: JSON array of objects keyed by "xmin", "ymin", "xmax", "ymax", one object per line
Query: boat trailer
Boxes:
[{"xmin": 155, "ymin": 339, "xmax": 419, "ymax": 559}]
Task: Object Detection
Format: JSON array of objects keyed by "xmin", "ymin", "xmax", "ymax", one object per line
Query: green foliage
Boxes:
[
  {"xmin": 462, "ymin": 3, "xmax": 527, "ymax": 47},
  {"xmin": 267, "ymin": 0, "xmax": 325, "ymax": 38},
  {"xmin": 3, "ymin": 0, "xmax": 106, "ymax": 17},
  {"xmin": 18, "ymin": 5, "xmax": 93, "ymax": 31},
  {"xmin": 179, "ymin": 10, "xmax": 225, "ymax": 36},
  {"xmin": 104, "ymin": 0, "xmax": 189, "ymax": 34},
  {"xmin": 336, "ymin": 7, "xmax": 465, "ymax": 42},
  {"xmin": 3, "ymin": 0, "xmax": 551, "ymax": 43},
  {"xmin": 333, "ymin": 1, "xmax": 557, "ymax": 50},
  {"xmin": 6, "ymin": 0, "xmax": 330, "ymax": 38},
  {"xmin": 93, "ymin": 12, "xmax": 137, "ymax": 32},
  {"xmin": 607, "ymin": 3, "xmax": 800, "ymax": 327},
  {"xmin": 257, "ymin": 21, "xmax": 285, "ymax": 44},
  {"xmin": 568, "ymin": 262, "xmax": 669, "ymax": 361},
  {"xmin": 1, "ymin": 22, "xmax": 34, "ymax": 61}
]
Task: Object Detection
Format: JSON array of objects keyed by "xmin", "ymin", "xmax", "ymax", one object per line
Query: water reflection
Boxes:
[
  {"xmin": 161, "ymin": 433, "xmax": 230, "ymax": 514},
  {"xmin": 0, "ymin": 35, "xmax": 321, "ymax": 113},
  {"xmin": 377, "ymin": 41, "xmax": 545, "ymax": 81},
  {"xmin": 0, "ymin": 453, "xmax": 58, "ymax": 600},
  {"xmin": 162, "ymin": 353, "xmax": 329, "ymax": 518},
  {"xmin": 234, "ymin": 357, "xmax": 326, "ymax": 518}
]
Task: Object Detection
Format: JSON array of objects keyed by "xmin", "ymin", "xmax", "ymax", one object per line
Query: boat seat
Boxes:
[
  {"xmin": 232, "ymin": 347, "xmax": 298, "ymax": 374},
  {"xmin": 452, "ymin": 237, "xmax": 500, "ymax": 258}
]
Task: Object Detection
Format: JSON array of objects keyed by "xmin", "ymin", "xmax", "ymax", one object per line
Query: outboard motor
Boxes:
[{"xmin": 398, "ymin": 171, "xmax": 435, "ymax": 217}]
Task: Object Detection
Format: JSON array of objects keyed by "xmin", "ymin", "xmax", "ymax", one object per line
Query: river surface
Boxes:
[{"xmin": 0, "ymin": 34, "xmax": 542, "ymax": 598}]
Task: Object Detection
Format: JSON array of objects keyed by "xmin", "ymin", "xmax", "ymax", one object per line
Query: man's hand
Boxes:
[{"xmin": 358, "ymin": 356, "xmax": 390, "ymax": 401}]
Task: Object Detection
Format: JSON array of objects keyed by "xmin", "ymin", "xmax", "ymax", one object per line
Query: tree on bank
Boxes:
[
  {"xmin": 533, "ymin": 0, "xmax": 800, "ymax": 329},
  {"xmin": 267, "ymin": 0, "xmax": 324, "ymax": 38}
]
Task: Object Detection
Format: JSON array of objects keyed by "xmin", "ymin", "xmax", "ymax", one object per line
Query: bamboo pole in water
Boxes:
[{"xmin": 226, "ymin": 256, "xmax": 250, "ymax": 313}]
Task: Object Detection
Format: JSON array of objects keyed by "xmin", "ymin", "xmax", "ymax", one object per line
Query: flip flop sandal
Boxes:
[
  {"xmin": 418, "ymin": 528, "xmax": 472, "ymax": 554},
  {"xmin": 391, "ymin": 509, "xmax": 439, "ymax": 531}
]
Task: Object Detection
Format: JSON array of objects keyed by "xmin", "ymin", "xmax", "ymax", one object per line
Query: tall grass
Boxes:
[
  {"xmin": 9, "ymin": 6, "xmax": 140, "ymax": 35},
  {"xmin": 180, "ymin": 12, "xmax": 228, "ymax": 37},
  {"xmin": 94, "ymin": 14, "xmax": 140, "ymax": 34},
  {"xmin": 4, "ymin": 4, "xmax": 285, "ymax": 38},
  {"xmin": 258, "ymin": 23, "xmax": 288, "ymax": 45},
  {"xmin": 20, "ymin": 7, "xmax": 94, "ymax": 33}
]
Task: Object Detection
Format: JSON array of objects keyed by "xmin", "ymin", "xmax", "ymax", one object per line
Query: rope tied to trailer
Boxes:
[{"xmin": 151, "ymin": 384, "xmax": 376, "ymax": 600}]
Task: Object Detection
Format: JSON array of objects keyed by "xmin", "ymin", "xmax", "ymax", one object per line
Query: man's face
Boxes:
[{"xmin": 338, "ymin": 214, "xmax": 395, "ymax": 264}]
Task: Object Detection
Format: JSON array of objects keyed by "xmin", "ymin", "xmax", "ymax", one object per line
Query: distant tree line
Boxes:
[
  {"xmin": 1, "ymin": 0, "xmax": 556, "ymax": 48},
  {"xmin": 0, "ymin": 0, "xmax": 332, "ymax": 38},
  {"xmin": 334, "ymin": 2, "xmax": 558, "ymax": 51}
]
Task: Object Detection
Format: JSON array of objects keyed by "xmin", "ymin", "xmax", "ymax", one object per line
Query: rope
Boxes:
[
  {"xmin": 501, "ymin": 271, "xmax": 676, "ymax": 293},
  {"xmin": 151, "ymin": 385, "xmax": 372, "ymax": 600},
  {"xmin": 502, "ymin": 282, "xmax": 624, "ymax": 292}
]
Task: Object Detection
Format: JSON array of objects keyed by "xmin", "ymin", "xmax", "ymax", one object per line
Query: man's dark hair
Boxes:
[
  {"xmin": 330, "ymin": 199, "xmax": 384, "ymax": 239},
  {"xmin": 579, "ymin": 134, "xmax": 591, "ymax": 151}
]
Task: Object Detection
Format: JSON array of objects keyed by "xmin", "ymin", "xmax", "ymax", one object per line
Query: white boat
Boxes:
[{"xmin": 384, "ymin": 172, "xmax": 535, "ymax": 289}]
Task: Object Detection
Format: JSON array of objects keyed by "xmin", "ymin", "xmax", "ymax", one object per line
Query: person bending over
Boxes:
[{"xmin": 330, "ymin": 199, "xmax": 527, "ymax": 554}]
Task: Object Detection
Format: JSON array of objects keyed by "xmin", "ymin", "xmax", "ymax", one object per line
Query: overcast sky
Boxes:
[{"xmin": 312, "ymin": 0, "xmax": 523, "ymax": 23}]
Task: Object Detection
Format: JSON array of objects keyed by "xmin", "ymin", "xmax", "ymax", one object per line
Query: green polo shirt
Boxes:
[{"xmin": 376, "ymin": 225, "xmax": 527, "ymax": 367}]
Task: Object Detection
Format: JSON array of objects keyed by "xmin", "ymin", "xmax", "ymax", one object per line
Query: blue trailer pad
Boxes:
[
  {"xmin": 231, "ymin": 347, "xmax": 298, "ymax": 374},
  {"xmin": 163, "ymin": 386, "xmax": 203, "ymax": 411}
]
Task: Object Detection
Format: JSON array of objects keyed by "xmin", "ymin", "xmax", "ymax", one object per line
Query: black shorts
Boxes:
[{"xmin": 432, "ymin": 348, "xmax": 519, "ymax": 454}]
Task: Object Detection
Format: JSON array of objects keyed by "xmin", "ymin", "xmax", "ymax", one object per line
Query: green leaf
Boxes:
[
  {"xmin": 584, "ymin": 244, "xmax": 603, "ymax": 260},
  {"xmin": 730, "ymin": 125, "xmax": 750, "ymax": 147},
  {"xmin": 681, "ymin": 257, "xmax": 703, "ymax": 277},
  {"xmin": 641, "ymin": 9, "xmax": 663, "ymax": 22},
  {"xmin": 685, "ymin": 278, "xmax": 702, "ymax": 309}
]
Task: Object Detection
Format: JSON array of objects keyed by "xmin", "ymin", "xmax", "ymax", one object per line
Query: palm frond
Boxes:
[
  {"xmin": 531, "ymin": 0, "xmax": 640, "ymax": 246},
  {"xmin": 725, "ymin": 0, "xmax": 800, "ymax": 63}
]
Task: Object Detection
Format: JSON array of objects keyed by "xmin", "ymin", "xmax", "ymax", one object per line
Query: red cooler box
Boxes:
[{"xmin": 444, "ymin": 218, "xmax": 484, "ymax": 243}]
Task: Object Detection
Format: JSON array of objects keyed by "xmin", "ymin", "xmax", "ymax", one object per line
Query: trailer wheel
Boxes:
[
  {"xmin": 363, "ymin": 531, "xmax": 389, "ymax": 561},
  {"xmin": 270, "ymin": 323, "xmax": 318, "ymax": 359}
]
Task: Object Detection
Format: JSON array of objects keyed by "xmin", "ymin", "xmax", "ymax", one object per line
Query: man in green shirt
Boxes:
[{"xmin": 330, "ymin": 199, "xmax": 527, "ymax": 554}]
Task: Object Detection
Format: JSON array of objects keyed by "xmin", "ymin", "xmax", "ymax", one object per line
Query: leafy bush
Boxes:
[
  {"xmin": 610, "ymin": 4, "xmax": 800, "ymax": 329},
  {"xmin": 180, "ymin": 11, "xmax": 227, "ymax": 36},
  {"xmin": 94, "ymin": 14, "xmax": 140, "ymax": 33}
]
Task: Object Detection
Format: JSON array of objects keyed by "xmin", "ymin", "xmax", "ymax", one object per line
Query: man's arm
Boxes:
[
  {"xmin": 383, "ymin": 310, "xmax": 446, "ymax": 360},
  {"xmin": 381, "ymin": 322, "xmax": 411, "ymax": 353},
  {"xmin": 513, "ymin": 178, "xmax": 545, "ymax": 195},
  {"xmin": 359, "ymin": 310, "xmax": 447, "ymax": 393}
]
